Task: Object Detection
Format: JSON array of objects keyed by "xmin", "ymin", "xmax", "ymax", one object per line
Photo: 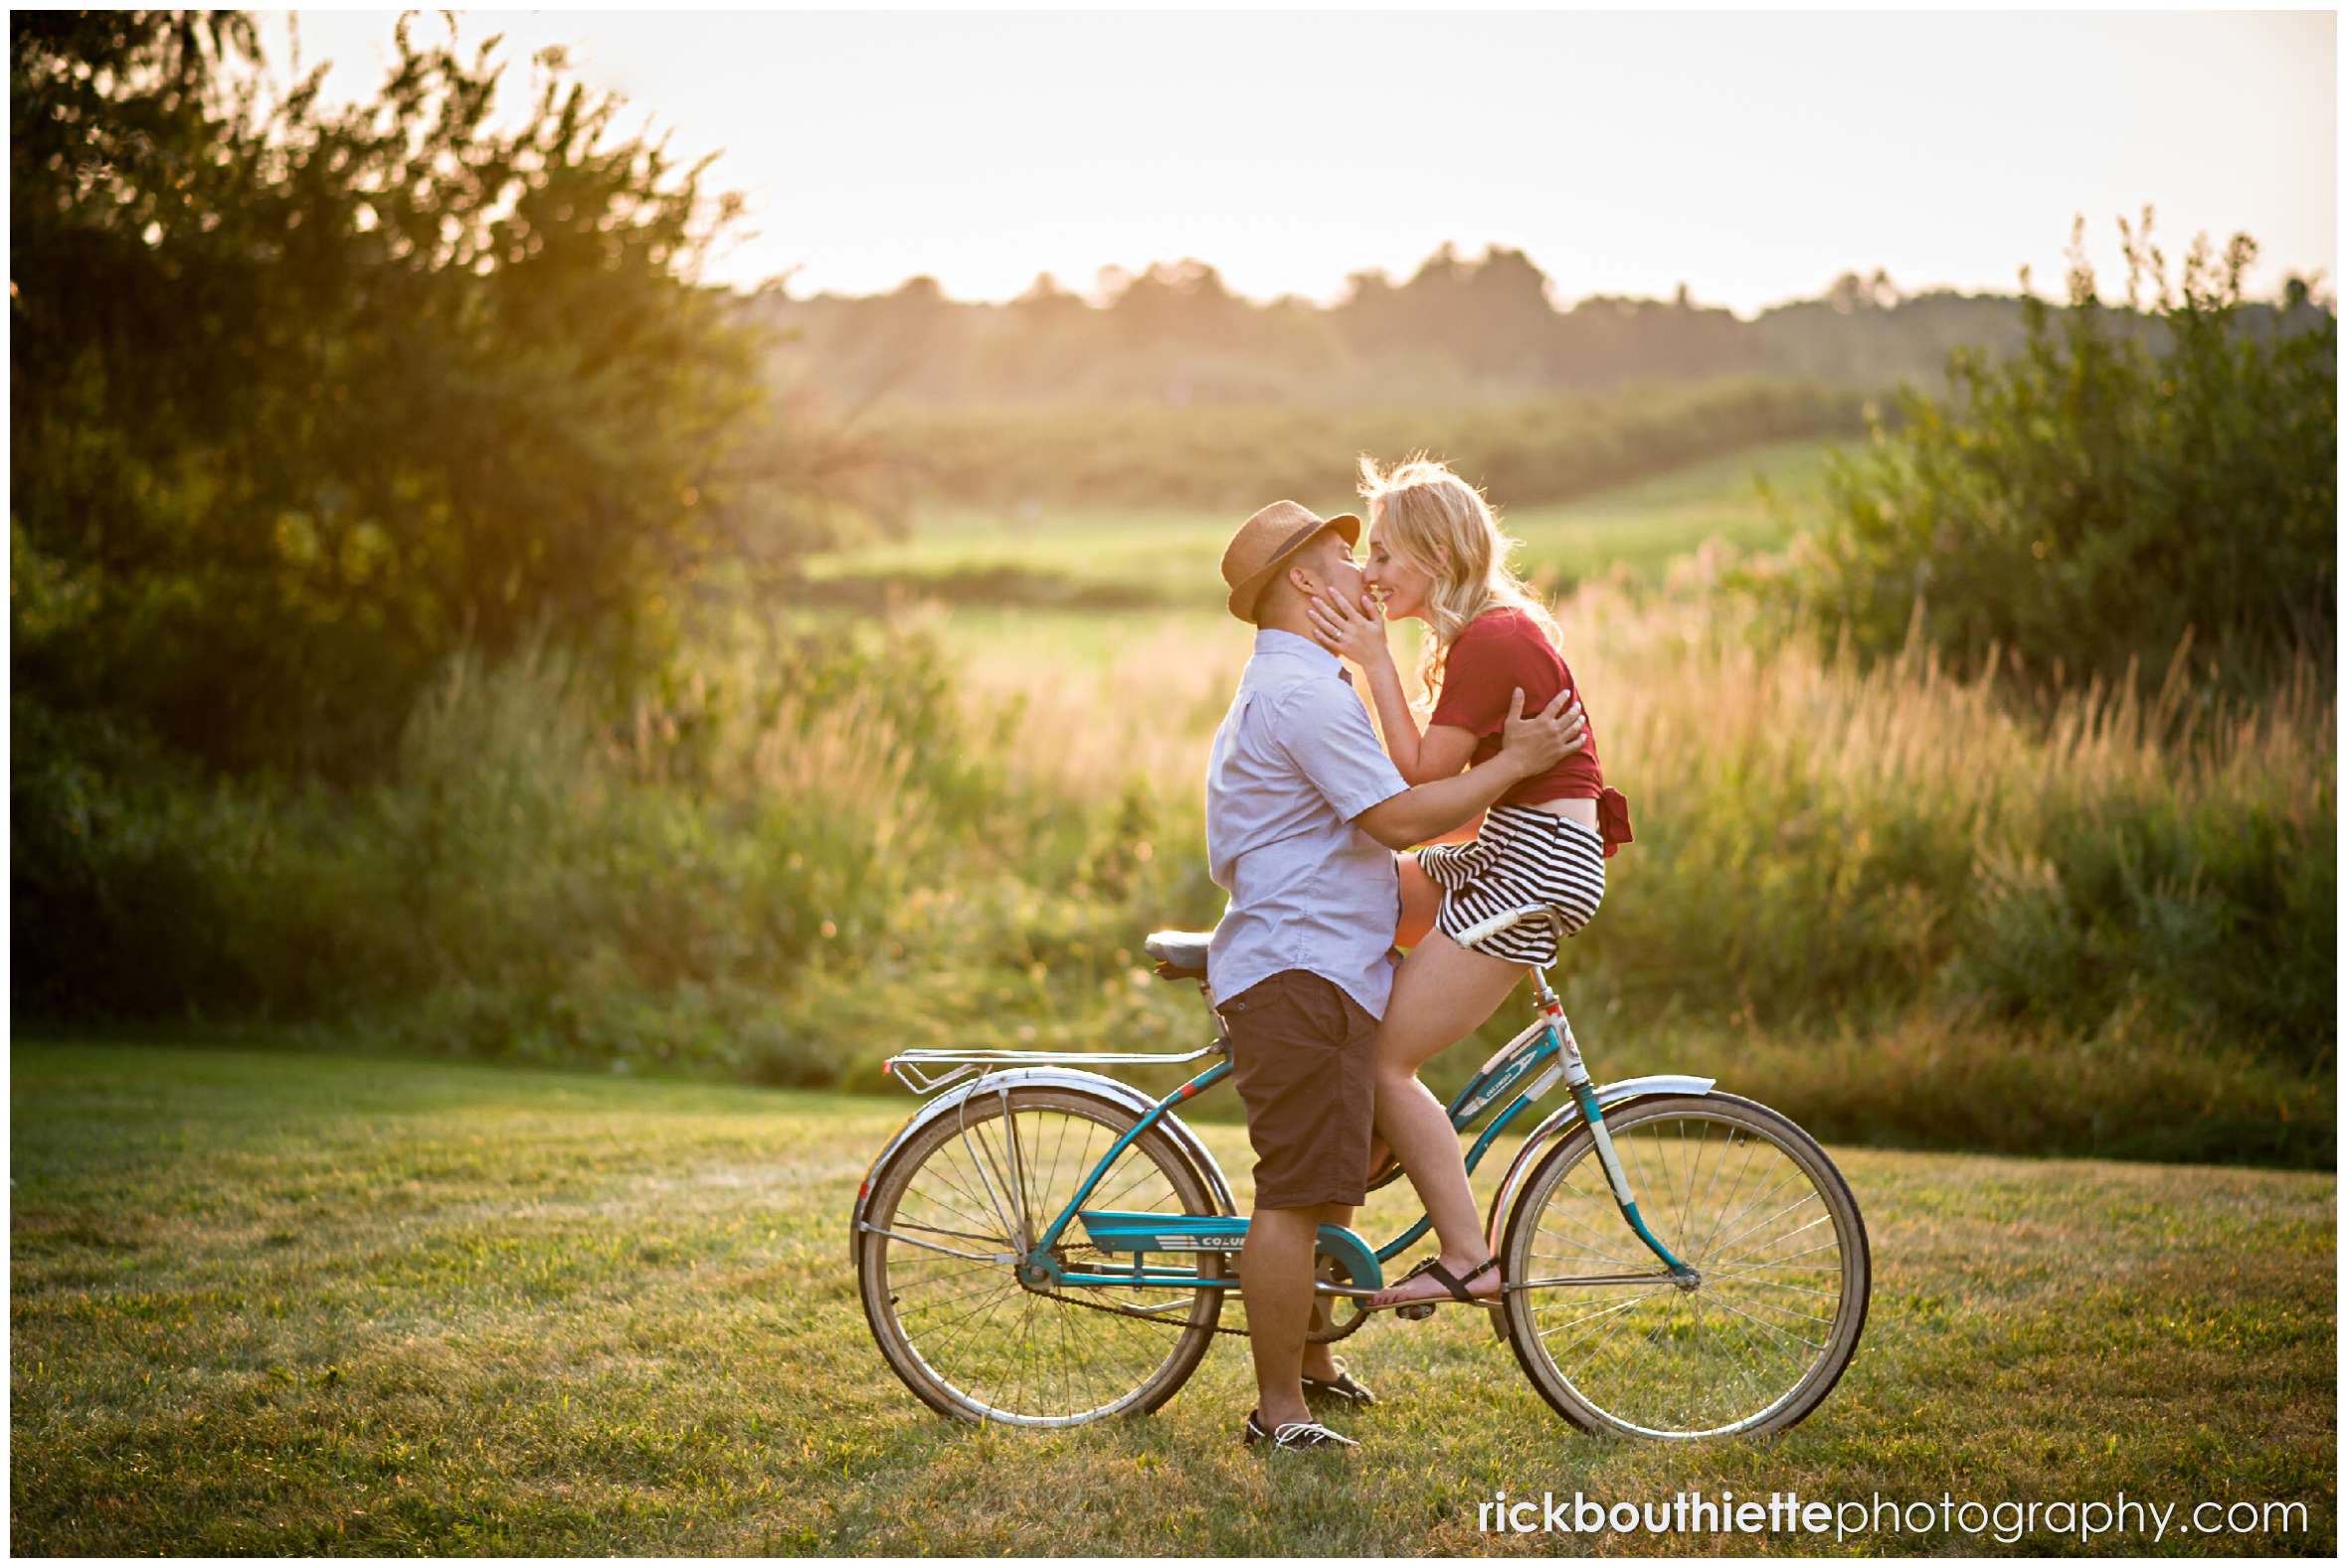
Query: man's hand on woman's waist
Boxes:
[{"xmin": 1352, "ymin": 688, "xmax": 1584, "ymax": 850}]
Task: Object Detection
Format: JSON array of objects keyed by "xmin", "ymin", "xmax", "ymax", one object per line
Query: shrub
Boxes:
[
  {"xmin": 10, "ymin": 15, "xmax": 888, "ymax": 780},
  {"xmin": 1756, "ymin": 212, "xmax": 2336, "ymax": 703}
]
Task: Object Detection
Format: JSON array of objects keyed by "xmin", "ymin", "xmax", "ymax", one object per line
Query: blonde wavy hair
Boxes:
[{"xmin": 1356, "ymin": 453, "xmax": 1562, "ymax": 709}]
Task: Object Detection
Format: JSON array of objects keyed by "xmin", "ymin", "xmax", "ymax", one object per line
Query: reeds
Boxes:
[{"xmin": 12, "ymin": 591, "xmax": 2330, "ymax": 1160}]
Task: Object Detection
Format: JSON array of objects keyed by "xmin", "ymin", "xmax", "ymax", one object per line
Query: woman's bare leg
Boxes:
[
  {"xmin": 1362, "ymin": 854, "xmax": 1450, "ymax": 1183},
  {"xmin": 1393, "ymin": 851, "xmax": 1443, "ymax": 950},
  {"xmin": 1363, "ymin": 931, "xmax": 1526, "ymax": 1307}
]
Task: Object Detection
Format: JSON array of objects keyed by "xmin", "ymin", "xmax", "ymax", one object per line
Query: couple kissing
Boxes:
[{"xmin": 1199, "ymin": 455, "xmax": 1632, "ymax": 1452}]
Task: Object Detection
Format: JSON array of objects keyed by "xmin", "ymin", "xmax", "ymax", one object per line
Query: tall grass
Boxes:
[
  {"xmin": 1544, "ymin": 584, "xmax": 2334, "ymax": 1062},
  {"xmin": 12, "ymin": 583, "xmax": 2331, "ymax": 1164},
  {"xmin": 950, "ymin": 586, "xmax": 2335, "ymax": 1164}
]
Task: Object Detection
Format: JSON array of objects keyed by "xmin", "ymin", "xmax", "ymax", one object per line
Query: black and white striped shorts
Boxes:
[{"xmin": 1416, "ymin": 804, "xmax": 1606, "ymax": 966}]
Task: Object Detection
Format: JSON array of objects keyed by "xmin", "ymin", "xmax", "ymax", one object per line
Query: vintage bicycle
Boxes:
[{"xmin": 851, "ymin": 903, "xmax": 1871, "ymax": 1439}]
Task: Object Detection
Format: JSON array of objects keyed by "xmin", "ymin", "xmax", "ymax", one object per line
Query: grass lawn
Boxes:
[{"xmin": 10, "ymin": 1041, "xmax": 2334, "ymax": 1555}]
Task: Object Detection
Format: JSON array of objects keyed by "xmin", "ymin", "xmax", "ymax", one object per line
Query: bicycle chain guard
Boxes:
[{"xmin": 1028, "ymin": 1235, "xmax": 1381, "ymax": 1344}]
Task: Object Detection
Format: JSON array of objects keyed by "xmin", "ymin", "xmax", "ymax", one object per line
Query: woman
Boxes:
[{"xmin": 1305, "ymin": 455, "xmax": 1632, "ymax": 1310}]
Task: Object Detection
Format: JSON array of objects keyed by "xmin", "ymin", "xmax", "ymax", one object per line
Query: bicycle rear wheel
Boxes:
[
  {"xmin": 857, "ymin": 1086, "xmax": 1226, "ymax": 1426},
  {"xmin": 1499, "ymin": 1092, "xmax": 1870, "ymax": 1439}
]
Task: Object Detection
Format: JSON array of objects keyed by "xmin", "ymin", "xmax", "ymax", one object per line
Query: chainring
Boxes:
[{"xmin": 1308, "ymin": 1246, "xmax": 1374, "ymax": 1343}]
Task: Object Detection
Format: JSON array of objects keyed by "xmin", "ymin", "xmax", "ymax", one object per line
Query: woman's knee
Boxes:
[{"xmin": 1373, "ymin": 1012, "xmax": 1462, "ymax": 1078}]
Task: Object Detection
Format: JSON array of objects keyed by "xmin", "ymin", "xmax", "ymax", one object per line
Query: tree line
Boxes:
[
  {"xmin": 12, "ymin": 8, "xmax": 2333, "ymax": 788},
  {"xmin": 749, "ymin": 244, "xmax": 2332, "ymax": 410}
]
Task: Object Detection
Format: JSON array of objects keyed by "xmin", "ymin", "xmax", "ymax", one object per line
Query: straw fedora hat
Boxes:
[{"xmin": 1219, "ymin": 500, "xmax": 1361, "ymax": 622}]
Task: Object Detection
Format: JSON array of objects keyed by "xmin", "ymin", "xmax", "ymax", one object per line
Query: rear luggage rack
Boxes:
[{"xmin": 883, "ymin": 1042, "xmax": 1222, "ymax": 1096}]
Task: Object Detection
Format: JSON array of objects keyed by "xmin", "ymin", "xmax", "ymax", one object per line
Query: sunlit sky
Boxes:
[{"xmin": 267, "ymin": 7, "xmax": 2336, "ymax": 317}]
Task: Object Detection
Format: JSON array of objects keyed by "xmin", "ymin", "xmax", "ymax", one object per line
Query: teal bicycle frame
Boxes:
[{"xmin": 922, "ymin": 961, "xmax": 1698, "ymax": 1303}]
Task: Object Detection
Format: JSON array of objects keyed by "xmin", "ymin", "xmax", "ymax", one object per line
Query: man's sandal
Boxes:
[
  {"xmin": 1379, "ymin": 1255, "xmax": 1503, "ymax": 1320},
  {"xmin": 1301, "ymin": 1358, "xmax": 1377, "ymax": 1407}
]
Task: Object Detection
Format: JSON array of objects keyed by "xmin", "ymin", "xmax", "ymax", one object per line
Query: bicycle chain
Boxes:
[{"xmin": 1031, "ymin": 1284, "xmax": 1255, "ymax": 1337}]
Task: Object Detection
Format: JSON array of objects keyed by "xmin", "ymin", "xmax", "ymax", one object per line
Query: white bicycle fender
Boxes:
[{"xmin": 849, "ymin": 1067, "xmax": 1239, "ymax": 1266}]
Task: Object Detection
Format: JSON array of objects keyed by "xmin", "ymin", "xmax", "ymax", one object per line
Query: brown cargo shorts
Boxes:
[{"xmin": 1216, "ymin": 968, "xmax": 1377, "ymax": 1211}]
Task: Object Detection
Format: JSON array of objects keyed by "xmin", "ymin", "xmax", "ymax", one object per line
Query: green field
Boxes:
[
  {"xmin": 12, "ymin": 1042, "xmax": 2333, "ymax": 1555},
  {"xmin": 799, "ymin": 433, "xmax": 1847, "ymax": 698},
  {"xmin": 806, "ymin": 437, "xmax": 1854, "ymax": 614}
]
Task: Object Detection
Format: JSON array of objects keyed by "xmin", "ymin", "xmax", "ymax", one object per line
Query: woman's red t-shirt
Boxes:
[{"xmin": 1426, "ymin": 607, "xmax": 1633, "ymax": 854}]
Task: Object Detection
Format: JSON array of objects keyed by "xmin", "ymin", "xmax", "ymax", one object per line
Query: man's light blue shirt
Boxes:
[{"xmin": 1204, "ymin": 628, "xmax": 1411, "ymax": 1019}]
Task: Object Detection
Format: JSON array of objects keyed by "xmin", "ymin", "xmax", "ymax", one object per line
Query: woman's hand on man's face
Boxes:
[{"xmin": 1305, "ymin": 586, "xmax": 1392, "ymax": 668}]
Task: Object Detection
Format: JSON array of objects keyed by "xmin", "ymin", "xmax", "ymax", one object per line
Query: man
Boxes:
[{"xmin": 1206, "ymin": 499, "xmax": 1585, "ymax": 1452}]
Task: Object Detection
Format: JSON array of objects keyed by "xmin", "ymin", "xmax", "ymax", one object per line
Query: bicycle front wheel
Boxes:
[
  {"xmin": 1499, "ymin": 1092, "xmax": 1870, "ymax": 1439},
  {"xmin": 857, "ymin": 1086, "xmax": 1227, "ymax": 1427}
]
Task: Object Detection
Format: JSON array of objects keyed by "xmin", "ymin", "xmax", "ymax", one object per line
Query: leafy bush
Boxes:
[
  {"xmin": 1755, "ymin": 213, "xmax": 2336, "ymax": 701},
  {"xmin": 9, "ymin": 14, "xmax": 888, "ymax": 780},
  {"xmin": 9, "ymin": 615, "xmax": 1208, "ymax": 1085}
]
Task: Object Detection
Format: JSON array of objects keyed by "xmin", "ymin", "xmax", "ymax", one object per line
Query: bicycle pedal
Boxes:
[{"xmin": 1395, "ymin": 1303, "xmax": 1438, "ymax": 1321}]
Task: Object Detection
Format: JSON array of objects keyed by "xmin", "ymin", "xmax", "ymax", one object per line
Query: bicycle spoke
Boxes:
[
  {"xmin": 1540, "ymin": 1309, "xmax": 1665, "ymax": 1392},
  {"xmin": 1690, "ymin": 1132, "xmax": 1764, "ymax": 1264},
  {"xmin": 1534, "ymin": 1214, "xmax": 1649, "ymax": 1272},
  {"xmin": 867, "ymin": 1093, "xmax": 1224, "ymax": 1427},
  {"xmin": 897, "ymin": 1270, "xmax": 1013, "ymax": 1318},
  {"xmin": 902, "ymin": 1144, "xmax": 1012, "ymax": 1239},
  {"xmin": 1709, "ymin": 1270, "xmax": 1837, "ymax": 1300},
  {"xmin": 1091, "ymin": 1148, "xmax": 1178, "ymax": 1212},
  {"xmin": 1676, "ymin": 1121, "xmax": 1707, "ymax": 1261},
  {"xmin": 1701, "ymin": 1241, "xmax": 1841, "ymax": 1279},
  {"xmin": 1704, "ymin": 1291, "xmax": 1824, "ymax": 1357},
  {"xmin": 1535, "ymin": 1287, "xmax": 1669, "ymax": 1336},
  {"xmin": 1710, "ymin": 1209, "xmax": 1833, "ymax": 1274},
  {"xmin": 885, "ymin": 1215, "xmax": 1012, "ymax": 1248},
  {"xmin": 1508, "ymin": 1103, "xmax": 1861, "ymax": 1440},
  {"xmin": 925, "ymin": 1133, "xmax": 1015, "ymax": 1243},
  {"xmin": 1700, "ymin": 1181, "xmax": 1820, "ymax": 1267}
]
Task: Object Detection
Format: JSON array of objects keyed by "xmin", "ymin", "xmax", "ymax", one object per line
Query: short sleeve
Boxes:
[
  {"xmin": 1427, "ymin": 620, "xmax": 1519, "ymax": 737},
  {"xmin": 1269, "ymin": 679, "xmax": 1409, "ymax": 820}
]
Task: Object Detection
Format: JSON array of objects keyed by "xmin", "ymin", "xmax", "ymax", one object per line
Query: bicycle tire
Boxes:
[
  {"xmin": 857, "ymin": 1086, "xmax": 1227, "ymax": 1426},
  {"xmin": 1498, "ymin": 1092, "xmax": 1870, "ymax": 1439}
]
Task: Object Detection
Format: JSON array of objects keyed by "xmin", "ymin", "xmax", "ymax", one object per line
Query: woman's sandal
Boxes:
[{"xmin": 1378, "ymin": 1255, "xmax": 1504, "ymax": 1320}]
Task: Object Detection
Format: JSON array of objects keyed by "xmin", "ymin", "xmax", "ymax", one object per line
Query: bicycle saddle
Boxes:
[{"xmin": 1143, "ymin": 929, "xmax": 1214, "ymax": 979}]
